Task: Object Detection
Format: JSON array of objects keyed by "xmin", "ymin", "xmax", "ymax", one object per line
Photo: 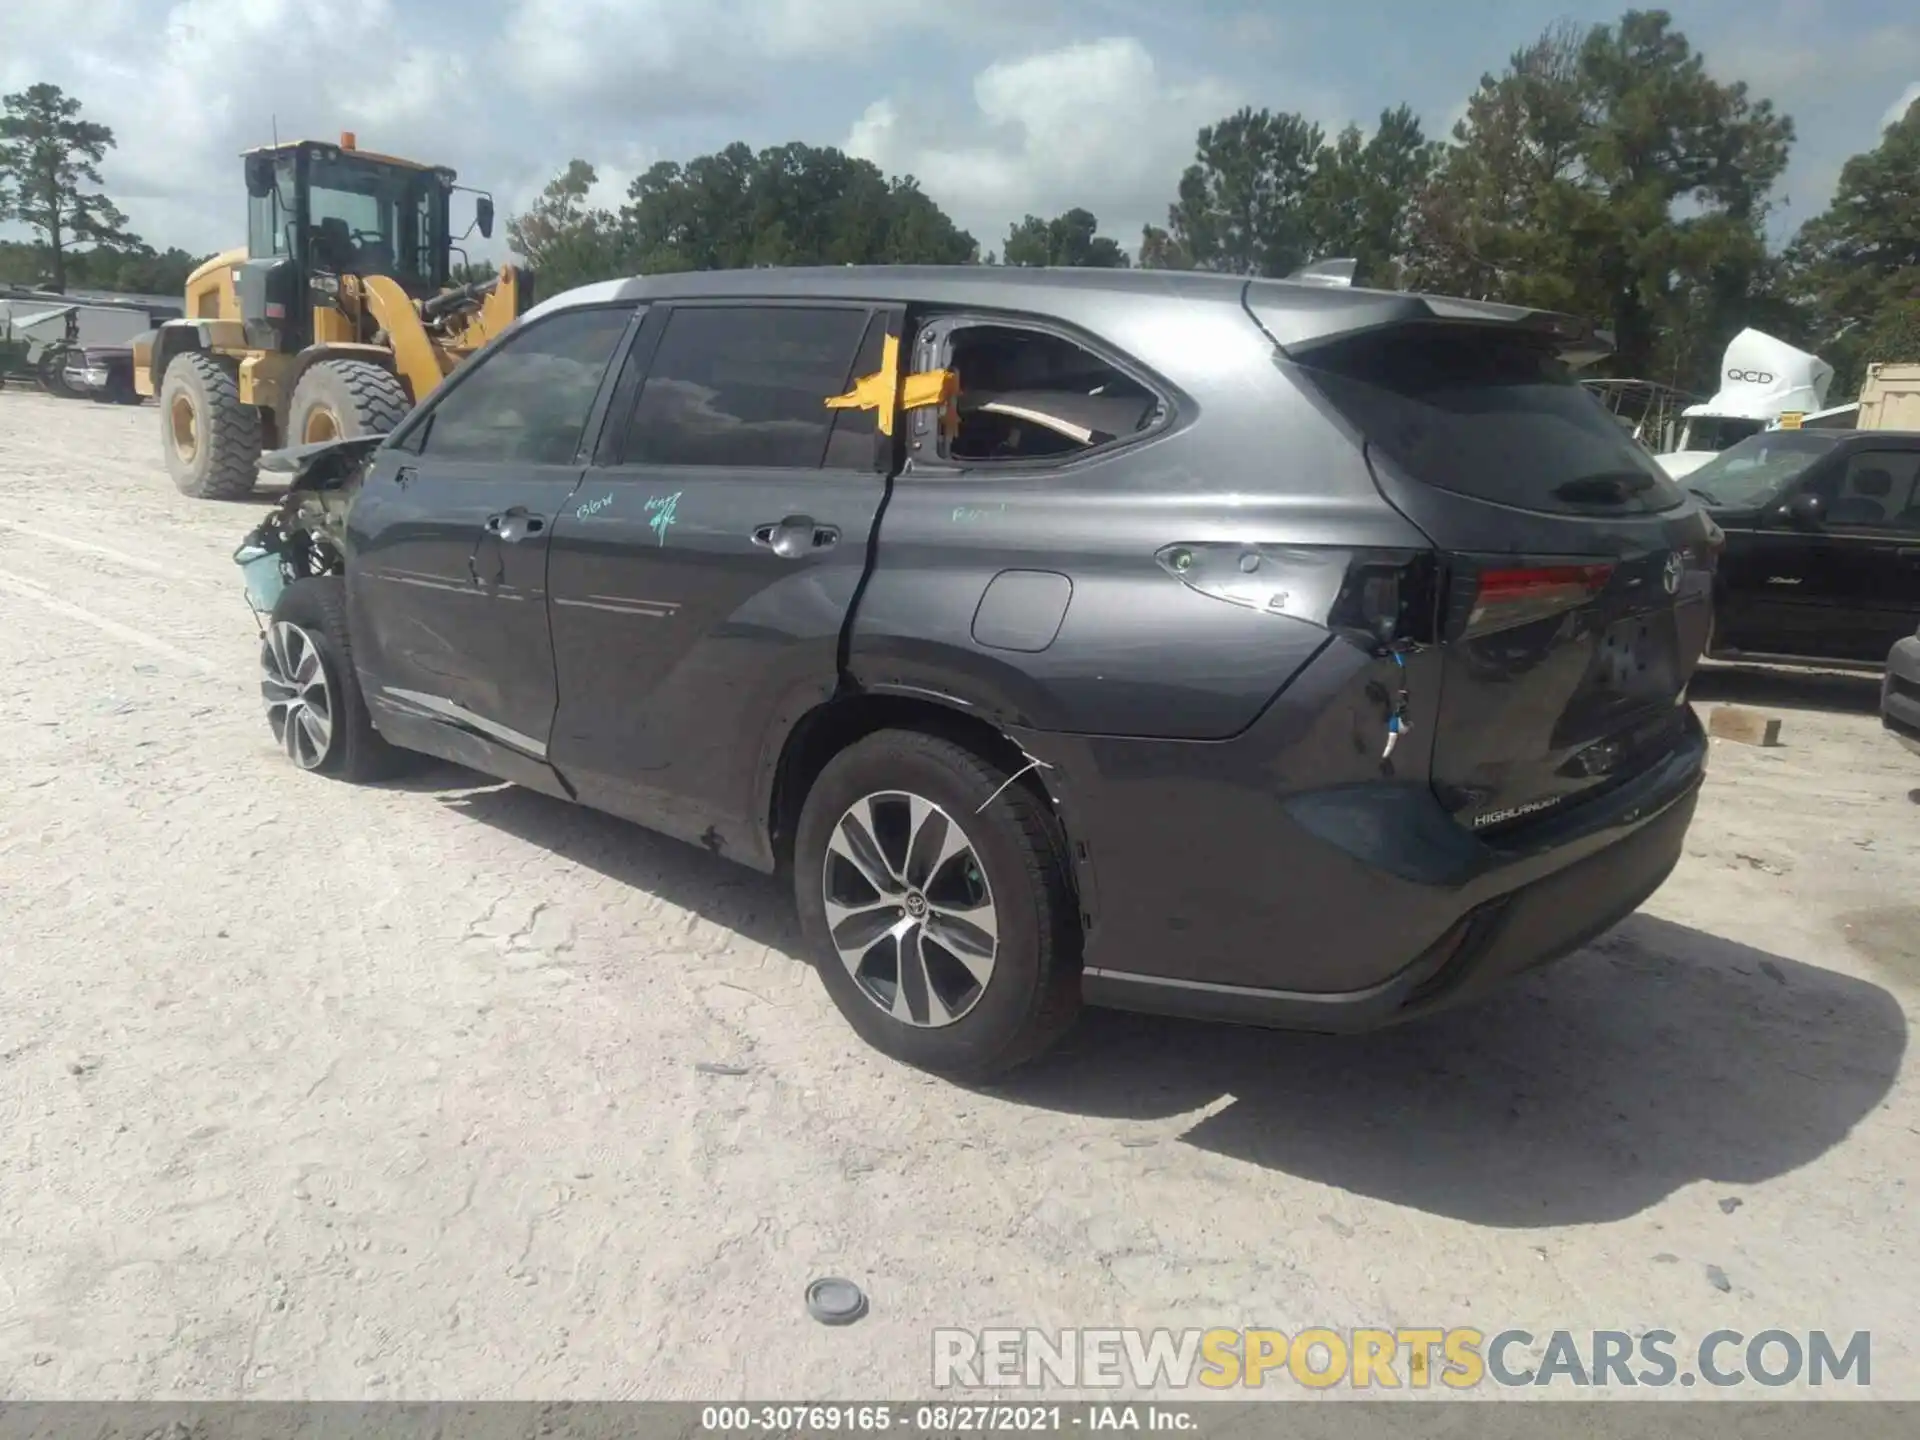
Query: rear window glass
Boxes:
[
  {"xmin": 618, "ymin": 304, "xmax": 872, "ymax": 470},
  {"xmin": 1298, "ymin": 328, "xmax": 1686, "ymax": 515}
]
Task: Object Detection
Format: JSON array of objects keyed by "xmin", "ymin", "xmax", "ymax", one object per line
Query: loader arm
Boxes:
[
  {"xmin": 356, "ymin": 274, "xmax": 454, "ymax": 405},
  {"xmin": 443, "ymin": 266, "xmax": 526, "ymax": 358}
]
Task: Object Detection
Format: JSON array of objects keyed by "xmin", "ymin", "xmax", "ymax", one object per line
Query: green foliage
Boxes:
[
  {"xmin": 1304, "ymin": 106, "xmax": 1440, "ymax": 289},
  {"xmin": 0, "ymin": 238, "xmax": 203, "ymax": 295},
  {"xmin": 1404, "ymin": 11, "xmax": 1794, "ymax": 387},
  {"xmin": 1137, "ymin": 224, "xmax": 1192, "ymax": 271},
  {"xmin": 0, "ymin": 82, "xmax": 139, "ymax": 292},
  {"xmin": 619, "ymin": 142, "xmax": 977, "ymax": 272},
  {"xmin": 505, "ymin": 144, "xmax": 978, "ymax": 293},
  {"xmin": 1785, "ymin": 97, "xmax": 1920, "ymax": 396},
  {"xmin": 1001, "ymin": 208, "xmax": 1128, "ymax": 268},
  {"xmin": 504, "ymin": 158, "xmax": 625, "ymax": 295},
  {"xmin": 1146, "ymin": 105, "xmax": 1438, "ymax": 285},
  {"xmin": 1160, "ymin": 108, "xmax": 1328, "ymax": 276},
  {"xmin": 448, "ymin": 260, "xmax": 499, "ymax": 287}
]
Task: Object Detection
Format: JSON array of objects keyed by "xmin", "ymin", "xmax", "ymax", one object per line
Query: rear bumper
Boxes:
[
  {"xmin": 1883, "ymin": 635, "xmax": 1920, "ymax": 757},
  {"xmin": 1081, "ymin": 778, "xmax": 1696, "ymax": 1031},
  {"xmin": 1023, "ymin": 647, "xmax": 1707, "ymax": 1033}
]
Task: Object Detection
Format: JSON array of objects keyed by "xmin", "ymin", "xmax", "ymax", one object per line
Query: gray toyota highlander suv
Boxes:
[{"xmin": 237, "ymin": 266, "xmax": 1716, "ymax": 1079}]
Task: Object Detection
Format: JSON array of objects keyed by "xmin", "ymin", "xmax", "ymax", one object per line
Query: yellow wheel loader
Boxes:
[{"xmin": 133, "ymin": 133, "xmax": 533, "ymax": 500}]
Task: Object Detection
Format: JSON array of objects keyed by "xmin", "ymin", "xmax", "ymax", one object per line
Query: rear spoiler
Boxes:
[{"xmin": 1246, "ymin": 279, "xmax": 1614, "ymax": 368}]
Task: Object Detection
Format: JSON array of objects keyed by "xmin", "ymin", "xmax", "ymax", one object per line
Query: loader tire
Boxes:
[
  {"xmin": 287, "ymin": 360, "xmax": 411, "ymax": 447},
  {"xmin": 161, "ymin": 352, "xmax": 261, "ymax": 500}
]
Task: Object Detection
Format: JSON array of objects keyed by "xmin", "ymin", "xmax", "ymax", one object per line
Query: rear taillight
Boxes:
[{"xmin": 1462, "ymin": 562, "xmax": 1614, "ymax": 637}]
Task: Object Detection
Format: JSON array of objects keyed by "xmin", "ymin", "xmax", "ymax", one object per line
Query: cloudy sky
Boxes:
[{"xmin": 3, "ymin": 0, "xmax": 1915, "ymax": 262}]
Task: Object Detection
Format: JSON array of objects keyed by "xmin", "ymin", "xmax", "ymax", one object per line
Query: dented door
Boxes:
[{"xmin": 544, "ymin": 301, "xmax": 902, "ymax": 861}]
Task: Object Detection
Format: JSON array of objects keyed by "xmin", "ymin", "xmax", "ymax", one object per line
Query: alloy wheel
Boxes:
[
  {"xmin": 261, "ymin": 621, "xmax": 335, "ymax": 770},
  {"xmin": 822, "ymin": 791, "xmax": 1000, "ymax": 1027}
]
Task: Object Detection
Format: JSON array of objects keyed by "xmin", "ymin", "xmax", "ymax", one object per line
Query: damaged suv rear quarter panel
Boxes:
[
  {"xmin": 845, "ymin": 283, "xmax": 1434, "ymax": 742},
  {"xmin": 841, "ymin": 282, "xmax": 1472, "ymax": 1002}
]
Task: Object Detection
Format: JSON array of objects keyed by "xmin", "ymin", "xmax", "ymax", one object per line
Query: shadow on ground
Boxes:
[
  {"xmin": 426, "ymin": 767, "xmax": 800, "ymax": 954},
  {"xmin": 1691, "ymin": 661, "xmax": 1883, "ymax": 716},
  {"xmin": 417, "ymin": 768, "xmax": 1905, "ymax": 1230},
  {"xmin": 996, "ymin": 914, "xmax": 1906, "ymax": 1227}
]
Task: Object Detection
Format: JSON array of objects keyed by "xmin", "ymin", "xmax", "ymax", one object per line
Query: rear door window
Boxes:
[
  {"xmin": 1830, "ymin": 450, "xmax": 1920, "ymax": 529},
  {"xmin": 1298, "ymin": 328, "xmax": 1686, "ymax": 516},
  {"xmin": 616, "ymin": 304, "xmax": 874, "ymax": 470}
]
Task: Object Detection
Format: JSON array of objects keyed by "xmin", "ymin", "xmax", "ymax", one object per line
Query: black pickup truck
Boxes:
[
  {"xmin": 1684, "ymin": 429, "xmax": 1920, "ymax": 667},
  {"xmin": 60, "ymin": 344, "xmax": 144, "ymax": 404}
]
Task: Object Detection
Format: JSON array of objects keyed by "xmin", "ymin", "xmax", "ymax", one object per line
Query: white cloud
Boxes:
[
  {"xmin": 2, "ymin": 0, "xmax": 496, "ymax": 253},
  {"xmin": 1883, "ymin": 80, "xmax": 1920, "ymax": 130},
  {"xmin": 845, "ymin": 37, "xmax": 1242, "ymax": 252},
  {"xmin": 1702, "ymin": 13, "xmax": 1920, "ymax": 228},
  {"xmin": 496, "ymin": 0, "xmax": 726, "ymax": 111},
  {"xmin": 2, "ymin": 0, "xmax": 1059, "ymax": 259},
  {"xmin": 493, "ymin": 0, "xmax": 966, "ymax": 113}
]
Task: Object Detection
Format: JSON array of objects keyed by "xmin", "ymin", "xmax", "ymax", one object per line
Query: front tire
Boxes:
[
  {"xmin": 793, "ymin": 730, "xmax": 1081, "ymax": 1080},
  {"xmin": 160, "ymin": 352, "xmax": 261, "ymax": 499},
  {"xmin": 286, "ymin": 359, "xmax": 411, "ymax": 446},
  {"xmin": 262, "ymin": 576, "xmax": 408, "ymax": 782}
]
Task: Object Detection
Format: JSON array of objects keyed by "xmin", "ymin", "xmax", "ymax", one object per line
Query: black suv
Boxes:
[
  {"xmin": 237, "ymin": 267, "xmax": 1715, "ymax": 1078},
  {"xmin": 1686, "ymin": 428, "xmax": 1920, "ymax": 666}
]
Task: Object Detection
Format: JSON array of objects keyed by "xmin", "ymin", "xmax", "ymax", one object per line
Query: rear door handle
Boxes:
[
  {"xmin": 1898, "ymin": 547, "xmax": 1920, "ymax": 560},
  {"xmin": 752, "ymin": 515, "xmax": 837, "ymax": 559},
  {"xmin": 395, "ymin": 464, "xmax": 417, "ymax": 488}
]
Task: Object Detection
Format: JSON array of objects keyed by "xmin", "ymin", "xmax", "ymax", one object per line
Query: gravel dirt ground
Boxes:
[{"xmin": 2, "ymin": 392, "xmax": 1917, "ymax": 1401}]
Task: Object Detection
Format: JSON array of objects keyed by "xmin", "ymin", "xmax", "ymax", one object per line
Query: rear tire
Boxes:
[
  {"xmin": 286, "ymin": 359, "xmax": 411, "ymax": 447},
  {"xmin": 793, "ymin": 729, "xmax": 1081, "ymax": 1081},
  {"xmin": 262, "ymin": 576, "xmax": 411, "ymax": 782},
  {"xmin": 160, "ymin": 352, "xmax": 261, "ymax": 499}
]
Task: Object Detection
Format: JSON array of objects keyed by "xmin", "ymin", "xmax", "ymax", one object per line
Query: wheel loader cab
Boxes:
[{"xmin": 241, "ymin": 139, "xmax": 455, "ymax": 354}]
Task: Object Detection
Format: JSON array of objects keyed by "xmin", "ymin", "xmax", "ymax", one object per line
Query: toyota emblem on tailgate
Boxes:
[{"xmin": 1663, "ymin": 551, "xmax": 1684, "ymax": 594}]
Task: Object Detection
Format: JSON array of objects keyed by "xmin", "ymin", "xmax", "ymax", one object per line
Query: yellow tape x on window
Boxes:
[{"xmin": 824, "ymin": 333, "xmax": 957, "ymax": 438}]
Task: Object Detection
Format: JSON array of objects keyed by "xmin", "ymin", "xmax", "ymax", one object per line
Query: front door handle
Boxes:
[
  {"xmin": 752, "ymin": 515, "xmax": 837, "ymax": 559},
  {"xmin": 395, "ymin": 464, "xmax": 417, "ymax": 489},
  {"xmin": 485, "ymin": 507, "xmax": 546, "ymax": 543},
  {"xmin": 1898, "ymin": 546, "xmax": 1920, "ymax": 561}
]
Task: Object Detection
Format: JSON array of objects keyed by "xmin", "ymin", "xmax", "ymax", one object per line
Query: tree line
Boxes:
[
  {"xmin": 6, "ymin": 9, "xmax": 1915, "ymax": 398},
  {"xmin": 0, "ymin": 83, "xmax": 207, "ymax": 296}
]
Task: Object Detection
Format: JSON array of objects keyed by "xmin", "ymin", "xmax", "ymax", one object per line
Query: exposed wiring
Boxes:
[{"xmin": 1381, "ymin": 649, "xmax": 1413, "ymax": 762}]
